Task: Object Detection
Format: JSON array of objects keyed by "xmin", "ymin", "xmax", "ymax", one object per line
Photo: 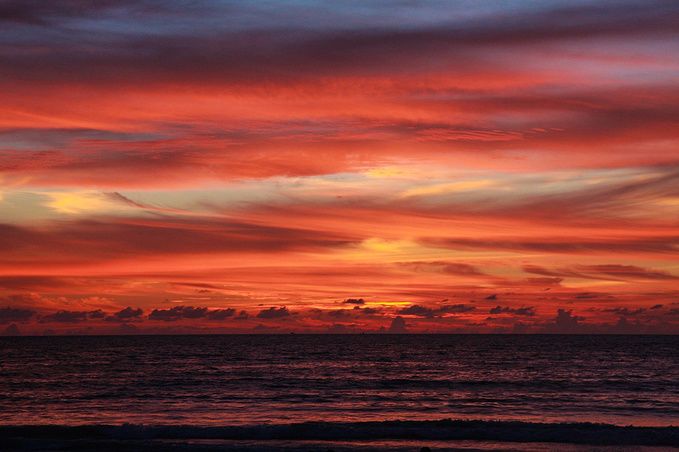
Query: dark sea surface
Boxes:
[{"xmin": 1, "ymin": 334, "xmax": 678, "ymax": 450}]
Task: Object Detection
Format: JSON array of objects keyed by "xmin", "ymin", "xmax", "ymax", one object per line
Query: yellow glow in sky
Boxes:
[{"xmin": 400, "ymin": 180, "xmax": 496, "ymax": 198}]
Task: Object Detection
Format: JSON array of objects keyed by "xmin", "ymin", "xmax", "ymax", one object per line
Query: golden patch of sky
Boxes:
[
  {"xmin": 400, "ymin": 180, "xmax": 498, "ymax": 198},
  {"xmin": 2, "ymin": 165, "xmax": 671, "ymax": 223},
  {"xmin": 339, "ymin": 238, "xmax": 521, "ymax": 263},
  {"xmin": 44, "ymin": 192, "xmax": 121, "ymax": 215},
  {"xmin": 0, "ymin": 190, "xmax": 148, "ymax": 222}
]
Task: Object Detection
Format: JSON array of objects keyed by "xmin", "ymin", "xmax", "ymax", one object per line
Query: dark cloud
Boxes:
[
  {"xmin": 89, "ymin": 310, "xmax": 106, "ymax": 319},
  {"xmin": 148, "ymin": 306, "xmax": 208, "ymax": 321},
  {"xmin": 207, "ymin": 308, "xmax": 236, "ymax": 320},
  {"xmin": 485, "ymin": 294, "xmax": 498, "ymax": 300},
  {"xmin": 40, "ymin": 310, "xmax": 103, "ymax": 323},
  {"xmin": 439, "ymin": 304, "xmax": 476, "ymax": 314},
  {"xmin": 489, "ymin": 306, "xmax": 536, "ymax": 316},
  {"xmin": 343, "ymin": 298, "xmax": 365, "ymax": 305},
  {"xmin": 106, "ymin": 307, "xmax": 144, "ymax": 322},
  {"xmin": 146, "ymin": 306, "xmax": 238, "ymax": 321},
  {"xmin": 235, "ymin": 310, "xmax": 249, "ymax": 320},
  {"xmin": 0, "ymin": 307, "xmax": 35, "ymax": 323},
  {"xmin": 256, "ymin": 306, "xmax": 291, "ymax": 319},
  {"xmin": 544, "ymin": 309, "xmax": 587, "ymax": 334},
  {"xmin": 388, "ymin": 316, "xmax": 407, "ymax": 333},
  {"xmin": 399, "ymin": 304, "xmax": 435, "ymax": 317},
  {"xmin": 399, "ymin": 303, "xmax": 475, "ymax": 318}
]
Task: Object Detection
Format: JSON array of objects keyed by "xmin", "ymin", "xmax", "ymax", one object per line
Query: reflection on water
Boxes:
[{"xmin": 1, "ymin": 334, "xmax": 677, "ymax": 426}]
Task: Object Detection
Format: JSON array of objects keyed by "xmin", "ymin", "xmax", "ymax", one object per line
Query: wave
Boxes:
[{"xmin": 1, "ymin": 420, "xmax": 678, "ymax": 447}]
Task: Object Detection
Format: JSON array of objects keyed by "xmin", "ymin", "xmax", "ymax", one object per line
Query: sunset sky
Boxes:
[{"xmin": 1, "ymin": 0, "xmax": 678, "ymax": 335}]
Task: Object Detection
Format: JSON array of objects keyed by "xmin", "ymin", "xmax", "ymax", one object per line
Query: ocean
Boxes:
[{"xmin": 1, "ymin": 334, "xmax": 678, "ymax": 450}]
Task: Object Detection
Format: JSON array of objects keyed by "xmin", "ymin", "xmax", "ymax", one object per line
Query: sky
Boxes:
[{"xmin": 1, "ymin": 0, "xmax": 678, "ymax": 335}]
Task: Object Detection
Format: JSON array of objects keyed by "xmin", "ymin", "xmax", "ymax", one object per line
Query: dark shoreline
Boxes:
[
  {"xmin": 3, "ymin": 333, "xmax": 679, "ymax": 338},
  {"xmin": 2, "ymin": 420, "xmax": 678, "ymax": 448}
]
